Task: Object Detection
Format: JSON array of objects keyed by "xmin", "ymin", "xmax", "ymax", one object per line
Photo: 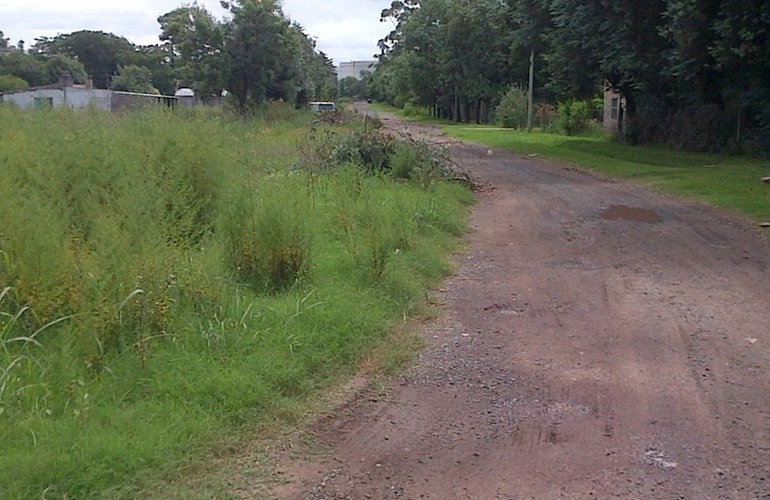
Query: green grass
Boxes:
[
  {"xmin": 445, "ymin": 126, "xmax": 770, "ymax": 221},
  {"xmin": 0, "ymin": 104, "xmax": 473, "ymax": 497}
]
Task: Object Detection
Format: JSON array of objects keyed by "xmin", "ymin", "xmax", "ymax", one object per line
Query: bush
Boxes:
[
  {"xmin": 495, "ymin": 87, "xmax": 529, "ymax": 129},
  {"xmin": 0, "ymin": 74, "xmax": 29, "ymax": 93},
  {"xmin": 557, "ymin": 100, "xmax": 594, "ymax": 135}
]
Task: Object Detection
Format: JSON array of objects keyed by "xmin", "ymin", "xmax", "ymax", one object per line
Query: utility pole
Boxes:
[{"xmin": 527, "ymin": 48, "xmax": 535, "ymax": 132}]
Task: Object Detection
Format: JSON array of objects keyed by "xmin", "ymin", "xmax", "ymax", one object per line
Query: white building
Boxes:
[
  {"xmin": 1, "ymin": 75, "xmax": 177, "ymax": 111},
  {"xmin": 336, "ymin": 60, "xmax": 377, "ymax": 81}
]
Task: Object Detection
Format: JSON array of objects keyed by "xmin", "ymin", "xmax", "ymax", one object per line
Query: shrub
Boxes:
[
  {"xmin": 557, "ymin": 100, "xmax": 594, "ymax": 135},
  {"xmin": 222, "ymin": 180, "xmax": 310, "ymax": 292},
  {"xmin": 495, "ymin": 86, "xmax": 529, "ymax": 129}
]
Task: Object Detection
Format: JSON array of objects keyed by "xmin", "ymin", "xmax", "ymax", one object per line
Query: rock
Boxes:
[{"xmin": 762, "ymin": 177, "xmax": 770, "ymax": 183}]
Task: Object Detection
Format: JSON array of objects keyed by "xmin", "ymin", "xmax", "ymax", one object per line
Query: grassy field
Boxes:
[
  {"xmin": 370, "ymin": 103, "xmax": 769, "ymax": 222},
  {"xmin": 0, "ymin": 104, "xmax": 473, "ymax": 497}
]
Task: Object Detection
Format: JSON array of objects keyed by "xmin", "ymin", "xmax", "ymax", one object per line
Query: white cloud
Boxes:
[{"xmin": 1, "ymin": 0, "xmax": 389, "ymax": 63}]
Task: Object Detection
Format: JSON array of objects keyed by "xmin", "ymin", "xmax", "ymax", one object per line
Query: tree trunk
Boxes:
[{"xmin": 527, "ymin": 48, "xmax": 535, "ymax": 132}]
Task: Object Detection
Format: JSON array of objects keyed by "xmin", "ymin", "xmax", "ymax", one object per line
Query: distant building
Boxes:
[
  {"xmin": 604, "ymin": 85, "xmax": 625, "ymax": 133},
  {"xmin": 336, "ymin": 60, "xmax": 377, "ymax": 81},
  {"xmin": 0, "ymin": 74, "xmax": 178, "ymax": 111}
]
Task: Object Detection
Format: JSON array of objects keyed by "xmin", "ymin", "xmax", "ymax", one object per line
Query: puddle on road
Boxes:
[{"xmin": 601, "ymin": 205, "xmax": 663, "ymax": 223}]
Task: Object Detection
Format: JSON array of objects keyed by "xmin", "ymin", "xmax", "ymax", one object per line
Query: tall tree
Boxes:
[
  {"xmin": 35, "ymin": 31, "xmax": 138, "ymax": 88},
  {"xmin": 222, "ymin": 0, "xmax": 294, "ymax": 110},
  {"xmin": 158, "ymin": 5, "xmax": 225, "ymax": 97}
]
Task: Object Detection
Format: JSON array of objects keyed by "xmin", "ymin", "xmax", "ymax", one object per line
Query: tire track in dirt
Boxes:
[{"xmin": 244, "ymin": 107, "xmax": 770, "ymax": 499}]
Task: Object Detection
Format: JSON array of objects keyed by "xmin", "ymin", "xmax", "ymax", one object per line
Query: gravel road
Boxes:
[{"xmin": 252, "ymin": 107, "xmax": 770, "ymax": 499}]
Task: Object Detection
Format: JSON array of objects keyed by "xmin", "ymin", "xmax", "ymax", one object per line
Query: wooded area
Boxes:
[{"xmin": 369, "ymin": 0, "xmax": 769, "ymax": 155}]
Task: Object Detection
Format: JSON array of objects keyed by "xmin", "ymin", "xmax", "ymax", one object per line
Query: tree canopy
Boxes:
[
  {"xmin": 370, "ymin": 0, "xmax": 770, "ymax": 154},
  {"xmin": 1, "ymin": 4, "xmax": 336, "ymax": 112}
]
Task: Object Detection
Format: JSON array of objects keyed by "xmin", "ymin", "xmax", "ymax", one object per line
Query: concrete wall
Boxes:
[
  {"xmin": 1, "ymin": 88, "xmax": 177, "ymax": 111},
  {"xmin": 2, "ymin": 88, "xmax": 112, "ymax": 110},
  {"xmin": 111, "ymin": 92, "xmax": 176, "ymax": 111},
  {"xmin": 337, "ymin": 61, "xmax": 377, "ymax": 80},
  {"xmin": 604, "ymin": 88, "xmax": 625, "ymax": 132}
]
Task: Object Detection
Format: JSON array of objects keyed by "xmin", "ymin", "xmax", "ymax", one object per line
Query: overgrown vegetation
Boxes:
[{"xmin": 0, "ymin": 104, "xmax": 472, "ymax": 497}]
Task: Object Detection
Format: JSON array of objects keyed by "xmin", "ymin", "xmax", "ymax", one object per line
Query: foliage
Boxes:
[
  {"xmin": 372, "ymin": 0, "xmax": 770, "ymax": 155},
  {"xmin": 111, "ymin": 64, "xmax": 157, "ymax": 94},
  {"xmin": 0, "ymin": 51, "xmax": 47, "ymax": 87},
  {"xmin": 0, "ymin": 105, "xmax": 472, "ymax": 496},
  {"xmin": 32, "ymin": 31, "xmax": 139, "ymax": 89},
  {"xmin": 495, "ymin": 87, "xmax": 529, "ymax": 129},
  {"xmin": 339, "ymin": 76, "xmax": 369, "ymax": 99},
  {"xmin": 373, "ymin": 0, "xmax": 512, "ymax": 123},
  {"xmin": 556, "ymin": 100, "xmax": 595, "ymax": 136},
  {"xmin": 0, "ymin": 74, "xmax": 28, "ymax": 92},
  {"xmin": 44, "ymin": 54, "xmax": 87, "ymax": 85}
]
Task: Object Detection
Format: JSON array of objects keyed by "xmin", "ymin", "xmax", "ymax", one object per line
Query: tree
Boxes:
[
  {"xmin": 222, "ymin": 0, "xmax": 294, "ymax": 110},
  {"xmin": 0, "ymin": 30, "xmax": 9, "ymax": 49},
  {"xmin": 339, "ymin": 76, "xmax": 367, "ymax": 99},
  {"xmin": 0, "ymin": 51, "xmax": 47, "ymax": 86},
  {"xmin": 375, "ymin": 0, "xmax": 510, "ymax": 123},
  {"xmin": 37, "ymin": 31, "xmax": 138, "ymax": 88},
  {"xmin": 45, "ymin": 54, "xmax": 87, "ymax": 84},
  {"xmin": 111, "ymin": 64, "xmax": 157, "ymax": 93},
  {"xmin": 0, "ymin": 74, "xmax": 28, "ymax": 92},
  {"xmin": 158, "ymin": 5, "xmax": 226, "ymax": 97}
]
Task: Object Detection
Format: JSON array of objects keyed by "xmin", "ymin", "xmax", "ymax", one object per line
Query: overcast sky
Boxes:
[{"xmin": 0, "ymin": 0, "xmax": 390, "ymax": 64}]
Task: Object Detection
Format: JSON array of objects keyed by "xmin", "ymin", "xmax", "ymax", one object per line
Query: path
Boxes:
[{"xmin": 253, "ymin": 108, "xmax": 770, "ymax": 499}]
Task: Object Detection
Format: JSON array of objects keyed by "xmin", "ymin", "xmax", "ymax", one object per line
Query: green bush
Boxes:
[
  {"xmin": 495, "ymin": 86, "xmax": 529, "ymax": 129},
  {"xmin": 557, "ymin": 99, "xmax": 594, "ymax": 135}
]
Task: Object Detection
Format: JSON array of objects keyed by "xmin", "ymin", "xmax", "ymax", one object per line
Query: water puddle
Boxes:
[{"xmin": 602, "ymin": 205, "xmax": 662, "ymax": 223}]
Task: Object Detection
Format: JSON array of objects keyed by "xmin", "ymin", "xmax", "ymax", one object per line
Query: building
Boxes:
[
  {"xmin": 604, "ymin": 86, "xmax": 625, "ymax": 133},
  {"xmin": 336, "ymin": 60, "xmax": 377, "ymax": 81},
  {"xmin": 0, "ymin": 74, "xmax": 177, "ymax": 111}
]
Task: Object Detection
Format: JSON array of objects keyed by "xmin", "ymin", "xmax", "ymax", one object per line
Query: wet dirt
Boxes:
[
  {"xmin": 601, "ymin": 205, "xmax": 663, "ymax": 223},
  {"xmin": 237, "ymin": 106, "xmax": 770, "ymax": 499}
]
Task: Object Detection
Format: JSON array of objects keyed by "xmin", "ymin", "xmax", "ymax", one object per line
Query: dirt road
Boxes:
[{"xmin": 257, "ymin": 110, "xmax": 770, "ymax": 499}]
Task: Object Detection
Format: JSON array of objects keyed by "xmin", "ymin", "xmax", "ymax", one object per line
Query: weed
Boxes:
[{"xmin": 0, "ymin": 105, "xmax": 472, "ymax": 497}]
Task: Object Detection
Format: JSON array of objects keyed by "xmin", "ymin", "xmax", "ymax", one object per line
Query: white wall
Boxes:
[{"xmin": 2, "ymin": 88, "xmax": 112, "ymax": 110}]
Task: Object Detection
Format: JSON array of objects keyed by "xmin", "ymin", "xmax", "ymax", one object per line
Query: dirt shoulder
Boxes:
[{"xmin": 245, "ymin": 108, "xmax": 770, "ymax": 499}]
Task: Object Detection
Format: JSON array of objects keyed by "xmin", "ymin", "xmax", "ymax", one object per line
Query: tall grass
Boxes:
[{"xmin": 0, "ymin": 104, "xmax": 472, "ymax": 497}]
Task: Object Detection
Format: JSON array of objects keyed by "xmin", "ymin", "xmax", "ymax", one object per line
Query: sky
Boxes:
[{"xmin": 0, "ymin": 0, "xmax": 390, "ymax": 64}]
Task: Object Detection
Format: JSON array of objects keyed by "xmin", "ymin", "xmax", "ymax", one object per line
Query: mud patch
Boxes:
[{"xmin": 602, "ymin": 204, "xmax": 662, "ymax": 223}]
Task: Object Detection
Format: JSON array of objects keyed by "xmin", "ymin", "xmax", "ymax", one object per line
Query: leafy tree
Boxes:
[
  {"xmin": 45, "ymin": 54, "xmax": 87, "ymax": 84},
  {"xmin": 0, "ymin": 30, "xmax": 9, "ymax": 49},
  {"xmin": 222, "ymin": 0, "xmax": 294, "ymax": 110},
  {"xmin": 376, "ymin": 0, "xmax": 510, "ymax": 122},
  {"xmin": 134, "ymin": 44, "xmax": 177, "ymax": 96},
  {"xmin": 111, "ymin": 64, "xmax": 157, "ymax": 93},
  {"xmin": 0, "ymin": 51, "xmax": 47, "ymax": 87},
  {"xmin": 0, "ymin": 74, "xmax": 28, "ymax": 92},
  {"xmin": 158, "ymin": 5, "xmax": 226, "ymax": 97},
  {"xmin": 339, "ymin": 76, "xmax": 367, "ymax": 99},
  {"xmin": 36, "ymin": 31, "xmax": 138, "ymax": 88}
]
